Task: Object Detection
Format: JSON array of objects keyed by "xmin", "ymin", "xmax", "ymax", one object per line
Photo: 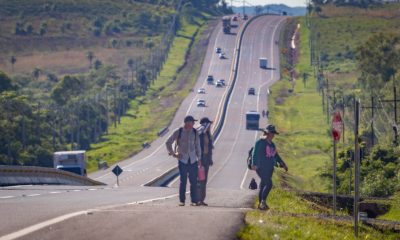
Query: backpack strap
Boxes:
[{"xmin": 174, "ymin": 127, "xmax": 197, "ymax": 152}]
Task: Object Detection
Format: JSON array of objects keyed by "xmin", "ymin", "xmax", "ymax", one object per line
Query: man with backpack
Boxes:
[
  {"xmin": 166, "ymin": 115, "xmax": 201, "ymax": 206},
  {"xmin": 250, "ymin": 124, "xmax": 288, "ymax": 210}
]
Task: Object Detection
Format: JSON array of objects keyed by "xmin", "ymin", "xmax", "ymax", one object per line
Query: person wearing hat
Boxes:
[
  {"xmin": 166, "ymin": 115, "xmax": 201, "ymax": 206},
  {"xmin": 197, "ymin": 117, "xmax": 214, "ymax": 206},
  {"xmin": 251, "ymin": 124, "xmax": 288, "ymax": 210}
]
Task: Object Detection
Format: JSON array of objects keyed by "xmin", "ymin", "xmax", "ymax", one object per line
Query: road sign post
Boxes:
[
  {"xmin": 332, "ymin": 110, "xmax": 342, "ymax": 216},
  {"xmin": 112, "ymin": 165, "xmax": 123, "ymax": 186}
]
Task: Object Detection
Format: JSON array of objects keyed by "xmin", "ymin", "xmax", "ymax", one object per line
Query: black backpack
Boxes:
[
  {"xmin": 247, "ymin": 147, "xmax": 254, "ymax": 170},
  {"xmin": 249, "ymin": 178, "xmax": 258, "ymax": 190}
]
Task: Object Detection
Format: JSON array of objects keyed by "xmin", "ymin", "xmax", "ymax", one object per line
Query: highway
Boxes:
[{"xmin": 0, "ymin": 15, "xmax": 287, "ymax": 240}]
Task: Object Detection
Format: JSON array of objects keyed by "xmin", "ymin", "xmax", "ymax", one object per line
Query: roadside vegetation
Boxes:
[
  {"xmin": 239, "ymin": 1, "xmax": 400, "ymax": 238},
  {"xmin": 0, "ymin": 0, "xmax": 232, "ymax": 168}
]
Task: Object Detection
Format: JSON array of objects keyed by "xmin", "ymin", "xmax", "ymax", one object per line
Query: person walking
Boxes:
[
  {"xmin": 197, "ymin": 117, "xmax": 214, "ymax": 206},
  {"xmin": 166, "ymin": 115, "xmax": 201, "ymax": 206},
  {"xmin": 251, "ymin": 124, "xmax": 288, "ymax": 210}
]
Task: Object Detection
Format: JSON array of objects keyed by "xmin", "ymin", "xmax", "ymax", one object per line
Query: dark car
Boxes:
[
  {"xmin": 248, "ymin": 87, "xmax": 255, "ymax": 95},
  {"xmin": 206, "ymin": 75, "xmax": 214, "ymax": 84},
  {"xmin": 215, "ymin": 47, "xmax": 221, "ymax": 53}
]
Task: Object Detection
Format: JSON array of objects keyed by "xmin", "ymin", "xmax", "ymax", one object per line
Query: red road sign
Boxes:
[{"xmin": 332, "ymin": 111, "xmax": 343, "ymax": 142}]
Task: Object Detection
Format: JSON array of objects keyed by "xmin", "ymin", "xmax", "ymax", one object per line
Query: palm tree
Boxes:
[
  {"xmin": 32, "ymin": 68, "xmax": 41, "ymax": 80},
  {"xmin": 10, "ymin": 56, "xmax": 17, "ymax": 72},
  {"xmin": 86, "ymin": 51, "xmax": 94, "ymax": 69},
  {"xmin": 127, "ymin": 58, "xmax": 135, "ymax": 86}
]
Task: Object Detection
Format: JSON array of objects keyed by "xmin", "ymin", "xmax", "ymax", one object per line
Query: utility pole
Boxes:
[
  {"xmin": 242, "ymin": 0, "xmax": 245, "ymax": 16},
  {"xmin": 342, "ymin": 97, "xmax": 345, "ymax": 145},
  {"xmin": 361, "ymin": 96, "xmax": 377, "ymax": 146},
  {"xmin": 354, "ymin": 99, "xmax": 360, "ymax": 238},
  {"xmin": 381, "ymin": 86, "xmax": 399, "ymax": 145}
]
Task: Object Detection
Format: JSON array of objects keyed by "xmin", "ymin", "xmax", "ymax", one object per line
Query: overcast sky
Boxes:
[{"xmin": 230, "ymin": 0, "xmax": 307, "ymax": 7}]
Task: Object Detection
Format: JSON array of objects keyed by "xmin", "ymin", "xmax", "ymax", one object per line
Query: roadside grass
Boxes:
[
  {"xmin": 86, "ymin": 16, "xmax": 210, "ymax": 171},
  {"xmin": 238, "ymin": 14, "xmax": 399, "ymax": 239},
  {"xmin": 378, "ymin": 192, "xmax": 400, "ymax": 221},
  {"xmin": 238, "ymin": 189, "xmax": 399, "ymax": 240},
  {"xmin": 269, "ymin": 17, "xmax": 331, "ymax": 193}
]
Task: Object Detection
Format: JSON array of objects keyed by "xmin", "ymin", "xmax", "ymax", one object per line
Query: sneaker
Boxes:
[
  {"xmin": 179, "ymin": 202, "xmax": 185, "ymax": 206},
  {"xmin": 190, "ymin": 202, "xmax": 199, "ymax": 206},
  {"xmin": 258, "ymin": 201, "xmax": 269, "ymax": 211}
]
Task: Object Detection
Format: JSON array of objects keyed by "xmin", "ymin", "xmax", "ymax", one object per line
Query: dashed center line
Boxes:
[
  {"xmin": 0, "ymin": 196, "xmax": 14, "ymax": 199},
  {"xmin": 27, "ymin": 194, "xmax": 41, "ymax": 197},
  {"xmin": 50, "ymin": 192, "xmax": 61, "ymax": 194}
]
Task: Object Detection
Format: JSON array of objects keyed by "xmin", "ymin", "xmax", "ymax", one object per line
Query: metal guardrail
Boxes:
[{"xmin": 0, "ymin": 165, "xmax": 105, "ymax": 186}]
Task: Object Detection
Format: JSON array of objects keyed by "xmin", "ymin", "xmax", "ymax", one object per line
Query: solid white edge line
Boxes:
[{"xmin": 0, "ymin": 196, "xmax": 14, "ymax": 199}]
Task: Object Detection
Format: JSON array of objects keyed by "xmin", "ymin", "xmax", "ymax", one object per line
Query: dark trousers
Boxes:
[
  {"xmin": 178, "ymin": 161, "xmax": 198, "ymax": 203},
  {"xmin": 197, "ymin": 164, "xmax": 209, "ymax": 202},
  {"xmin": 256, "ymin": 167, "xmax": 274, "ymax": 203}
]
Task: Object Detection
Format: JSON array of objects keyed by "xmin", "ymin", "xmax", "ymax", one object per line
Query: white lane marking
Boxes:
[
  {"xmin": 0, "ymin": 196, "xmax": 15, "ymax": 199},
  {"xmin": 27, "ymin": 194, "xmax": 40, "ymax": 197},
  {"xmin": 49, "ymin": 192, "xmax": 61, "ymax": 194},
  {"xmin": 0, "ymin": 193, "xmax": 179, "ymax": 240},
  {"xmin": 73, "ymin": 190, "xmax": 81, "ymax": 192},
  {"xmin": 88, "ymin": 189, "xmax": 97, "ymax": 191}
]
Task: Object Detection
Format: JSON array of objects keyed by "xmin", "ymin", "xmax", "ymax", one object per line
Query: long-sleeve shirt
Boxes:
[
  {"xmin": 166, "ymin": 127, "xmax": 201, "ymax": 164},
  {"xmin": 251, "ymin": 138, "xmax": 285, "ymax": 170}
]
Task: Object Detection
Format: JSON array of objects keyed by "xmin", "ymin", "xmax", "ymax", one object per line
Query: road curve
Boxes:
[{"xmin": 0, "ymin": 15, "xmax": 288, "ymax": 240}]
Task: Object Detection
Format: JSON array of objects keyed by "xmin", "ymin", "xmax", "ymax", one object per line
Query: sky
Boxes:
[{"xmin": 230, "ymin": 0, "xmax": 307, "ymax": 7}]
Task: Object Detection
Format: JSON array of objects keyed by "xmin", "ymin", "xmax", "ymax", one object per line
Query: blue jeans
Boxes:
[{"xmin": 178, "ymin": 161, "xmax": 198, "ymax": 203}]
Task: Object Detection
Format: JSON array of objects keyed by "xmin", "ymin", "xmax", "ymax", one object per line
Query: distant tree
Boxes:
[
  {"xmin": 356, "ymin": 32, "xmax": 400, "ymax": 91},
  {"xmin": 127, "ymin": 58, "xmax": 135, "ymax": 86},
  {"xmin": 32, "ymin": 68, "xmax": 41, "ymax": 80},
  {"xmin": 26, "ymin": 24, "xmax": 34, "ymax": 35},
  {"xmin": 110, "ymin": 39, "xmax": 118, "ymax": 48},
  {"xmin": 0, "ymin": 71, "xmax": 14, "ymax": 93},
  {"xmin": 86, "ymin": 51, "xmax": 95, "ymax": 69},
  {"xmin": 10, "ymin": 56, "xmax": 17, "ymax": 72},
  {"xmin": 302, "ymin": 72, "xmax": 309, "ymax": 88},
  {"xmin": 254, "ymin": 6, "xmax": 263, "ymax": 15},
  {"xmin": 94, "ymin": 59, "xmax": 102, "ymax": 70},
  {"xmin": 51, "ymin": 75, "xmax": 82, "ymax": 105},
  {"xmin": 39, "ymin": 22, "xmax": 48, "ymax": 36},
  {"xmin": 46, "ymin": 73, "xmax": 58, "ymax": 82}
]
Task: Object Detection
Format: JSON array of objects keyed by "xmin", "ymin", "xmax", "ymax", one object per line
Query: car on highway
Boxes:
[
  {"xmin": 206, "ymin": 75, "xmax": 214, "ymax": 84},
  {"xmin": 215, "ymin": 82, "xmax": 223, "ymax": 88},
  {"xmin": 217, "ymin": 79, "xmax": 226, "ymax": 86},
  {"xmin": 215, "ymin": 47, "xmax": 221, "ymax": 53},
  {"xmin": 197, "ymin": 99, "xmax": 206, "ymax": 107},
  {"xmin": 219, "ymin": 52, "xmax": 225, "ymax": 59},
  {"xmin": 243, "ymin": 14, "xmax": 248, "ymax": 20},
  {"xmin": 197, "ymin": 88, "xmax": 206, "ymax": 94},
  {"xmin": 248, "ymin": 87, "xmax": 255, "ymax": 95},
  {"xmin": 232, "ymin": 16, "xmax": 238, "ymax": 21}
]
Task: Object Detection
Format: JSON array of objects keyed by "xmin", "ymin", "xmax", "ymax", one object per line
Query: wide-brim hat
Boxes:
[{"xmin": 265, "ymin": 124, "xmax": 279, "ymax": 134}]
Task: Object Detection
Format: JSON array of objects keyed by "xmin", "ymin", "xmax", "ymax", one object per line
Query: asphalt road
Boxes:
[{"xmin": 0, "ymin": 15, "xmax": 287, "ymax": 240}]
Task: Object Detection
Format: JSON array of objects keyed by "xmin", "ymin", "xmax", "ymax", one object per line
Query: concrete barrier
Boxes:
[{"xmin": 0, "ymin": 165, "xmax": 105, "ymax": 186}]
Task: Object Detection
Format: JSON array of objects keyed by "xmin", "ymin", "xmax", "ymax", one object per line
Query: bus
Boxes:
[
  {"xmin": 54, "ymin": 150, "xmax": 87, "ymax": 176},
  {"xmin": 246, "ymin": 111, "xmax": 260, "ymax": 130}
]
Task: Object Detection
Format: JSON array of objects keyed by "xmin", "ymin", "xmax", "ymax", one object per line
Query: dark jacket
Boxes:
[
  {"xmin": 251, "ymin": 138, "xmax": 285, "ymax": 170},
  {"xmin": 199, "ymin": 131, "xmax": 213, "ymax": 166}
]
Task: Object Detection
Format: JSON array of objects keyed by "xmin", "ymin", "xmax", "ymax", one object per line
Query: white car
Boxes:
[
  {"xmin": 219, "ymin": 53, "xmax": 225, "ymax": 59},
  {"xmin": 197, "ymin": 99, "xmax": 206, "ymax": 107},
  {"xmin": 217, "ymin": 79, "xmax": 226, "ymax": 86},
  {"xmin": 197, "ymin": 88, "xmax": 206, "ymax": 94}
]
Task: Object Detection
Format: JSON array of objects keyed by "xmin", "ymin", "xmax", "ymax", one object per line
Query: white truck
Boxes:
[
  {"xmin": 259, "ymin": 58, "xmax": 268, "ymax": 69},
  {"xmin": 54, "ymin": 150, "xmax": 87, "ymax": 176}
]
